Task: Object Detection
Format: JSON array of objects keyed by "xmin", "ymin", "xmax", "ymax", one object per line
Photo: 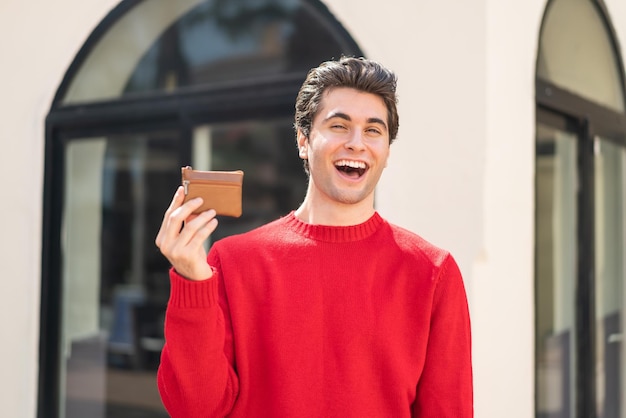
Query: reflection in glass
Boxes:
[
  {"xmin": 60, "ymin": 119, "xmax": 306, "ymax": 417},
  {"xmin": 61, "ymin": 139, "xmax": 108, "ymax": 418},
  {"xmin": 54, "ymin": 0, "xmax": 358, "ymax": 415},
  {"xmin": 535, "ymin": 124, "xmax": 578, "ymax": 418},
  {"xmin": 594, "ymin": 138, "xmax": 625, "ymax": 418},
  {"xmin": 62, "ymin": 133, "xmax": 179, "ymax": 418},
  {"xmin": 537, "ymin": 0, "xmax": 624, "ymax": 112},
  {"xmin": 192, "ymin": 119, "xmax": 307, "ymax": 242},
  {"xmin": 63, "ymin": 0, "xmax": 357, "ymax": 104}
]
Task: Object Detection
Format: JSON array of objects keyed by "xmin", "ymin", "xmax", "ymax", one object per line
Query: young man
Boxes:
[{"xmin": 155, "ymin": 57, "xmax": 473, "ymax": 417}]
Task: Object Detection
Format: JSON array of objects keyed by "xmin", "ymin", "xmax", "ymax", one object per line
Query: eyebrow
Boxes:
[{"xmin": 324, "ymin": 112, "xmax": 388, "ymax": 131}]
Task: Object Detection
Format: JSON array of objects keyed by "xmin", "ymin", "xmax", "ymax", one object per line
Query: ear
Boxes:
[{"xmin": 297, "ymin": 129, "xmax": 308, "ymax": 159}]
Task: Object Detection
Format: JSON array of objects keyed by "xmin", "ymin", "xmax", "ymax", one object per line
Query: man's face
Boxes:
[{"xmin": 297, "ymin": 87, "xmax": 391, "ymax": 207}]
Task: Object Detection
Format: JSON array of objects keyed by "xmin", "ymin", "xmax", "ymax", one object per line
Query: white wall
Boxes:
[
  {"xmin": 0, "ymin": 2, "xmax": 120, "ymax": 416},
  {"xmin": 606, "ymin": 0, "xmax": 626, "ymax": 75},
  {"xmin": 4, "ymin": 0, "xmax": 626, "ymax": 417},
  {"xmin": 328, "ymin": 0, "xmax": 544, "ymax": 416},
  {"xmin": 475, "ymin": 1, "xmax": 546, "ymax": 416}
]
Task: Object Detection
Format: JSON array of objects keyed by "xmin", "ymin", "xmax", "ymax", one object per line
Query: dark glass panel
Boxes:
[{"xmin": 125, "ymin": 0, "xmax": 354, "ymax": 95}]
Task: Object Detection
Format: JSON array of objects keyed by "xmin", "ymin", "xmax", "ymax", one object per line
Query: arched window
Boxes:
[
  {"xmin": 535, "ymin": 0, "xmax": 626, "ymax": 416},
  {"xmin": 39, "ymin": 1, "xmax": 362, "ymax": 416}
]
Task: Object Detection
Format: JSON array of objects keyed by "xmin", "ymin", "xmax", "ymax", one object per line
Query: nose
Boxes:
[{"xmin": 344, "ymin": 131, "xmax": 366, "ymax": 151}]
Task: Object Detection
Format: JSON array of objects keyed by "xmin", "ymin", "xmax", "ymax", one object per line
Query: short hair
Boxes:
[{"xmin": 294, "ymin": 56, "xmax": 399, "ymax": 174}]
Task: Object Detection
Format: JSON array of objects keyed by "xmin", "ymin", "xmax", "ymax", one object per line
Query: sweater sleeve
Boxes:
[
  {"xmin": 157, "ymin": 260, "xmax": 239, "ymax": 417},
  {"xmin": 413, "ymin": 254, "xmax": 473, "ymax": 417}
]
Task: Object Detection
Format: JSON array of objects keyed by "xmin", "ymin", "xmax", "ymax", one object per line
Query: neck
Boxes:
[{"xmin": 294, "ymin": 187, "xmax": 376, "ymax": 227}]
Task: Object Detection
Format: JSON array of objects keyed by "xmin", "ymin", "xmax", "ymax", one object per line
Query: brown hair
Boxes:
[{"xmin": 295, "ymin": 57, "xmax": 399, "ymax": 139}]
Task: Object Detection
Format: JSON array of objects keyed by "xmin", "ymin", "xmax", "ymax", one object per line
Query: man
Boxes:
[{"xmin": 155, "ymin": 56, "xmax": 473, "ymax": 417}]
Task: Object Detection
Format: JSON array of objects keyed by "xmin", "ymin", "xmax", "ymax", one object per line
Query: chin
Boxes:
[{"xmin": 331, "ymin": 189, "xmax": 373, "ymax": 205}]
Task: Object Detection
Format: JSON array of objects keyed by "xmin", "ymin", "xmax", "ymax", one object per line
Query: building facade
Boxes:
[{"xmin": 1, "ymin": 0, "xmax": 625, "ymax": 417}]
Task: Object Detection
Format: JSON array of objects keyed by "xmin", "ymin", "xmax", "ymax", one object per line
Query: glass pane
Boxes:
[
  {"xmin": 191, "ymin": 119, "xmax": 307, "ymax": 242},
  {"xmin": 60, "ymin": 118, "xmax": 305, "ymax": 417},
  {"xmin": 62, "ymin": 0, "xmax": 203, "ymax": 104},
  {"xmin": 537, "ymin": 0, "xmax": 625, "ymax": 112},
  {"xmin": 61, "ymin": 132, "xmax": 179, "ymax": 418},
  {"xmin": 536, "ymin": 123, "xmax": 578, "ymax": 418},
  {"xmin": 62, "ymin": 0, "xmax": 359, "ymax": 104},
  {"xmin": 594, "ymin": 138, "xmax": 625, "ymax": 418}
]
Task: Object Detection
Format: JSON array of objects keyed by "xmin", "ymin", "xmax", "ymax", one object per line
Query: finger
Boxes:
[
  {"xmin": 157, "ymin": 190, "xmax": 203, "ymax": 249},
  {"xmin": 166, "ymin": 211, "xmax": 218, "ymax": 274},
  {"xmin": 168, "ymin": 219, "xmax": 216, "ymax": 280},
  {"xmin": 187, "ymin": 216, "xmax": 219, "ymax": 250},
  {"xmin": 156, "ymin": 187, "xmax": 184, "ymax": 248},
  {"xmin": 177, "ymin": 209, "xmax": 218, "ymax": 247},
  {"xmin": 162, "ymin": 197, "xmax": 205, "ymax": 245},
  {"xmin": 185, "ymin": 213, "xmax": 200, "ymax": 224}
]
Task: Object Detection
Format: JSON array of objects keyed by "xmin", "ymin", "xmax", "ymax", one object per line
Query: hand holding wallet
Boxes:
[{"xmin": 181, "ymin": 166, "xmax": 244, "ymax": 217}]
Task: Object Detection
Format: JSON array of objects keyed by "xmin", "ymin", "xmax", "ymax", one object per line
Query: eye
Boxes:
[
  {"xmin": 331, "ymin": 124, "xmax": 348, "ymax": 130},
  {"xmin": 366, "ymin": 127, "xmax": 383, "ymax": 135}
]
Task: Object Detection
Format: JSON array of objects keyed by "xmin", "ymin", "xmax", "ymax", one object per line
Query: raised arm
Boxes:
[{"xmin": 155, "ymin": 187, "xmax": 239, "ymax": 417}]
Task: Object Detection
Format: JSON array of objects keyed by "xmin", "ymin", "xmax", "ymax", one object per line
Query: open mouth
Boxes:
[{"xmin": 334, "ymin": 159, "xmax": 368, "ymax": 179}]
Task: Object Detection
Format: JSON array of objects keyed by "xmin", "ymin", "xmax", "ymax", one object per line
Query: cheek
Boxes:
[{"xmin": 375, "ymin": 144, "xmax": 391, "ymax": 166}]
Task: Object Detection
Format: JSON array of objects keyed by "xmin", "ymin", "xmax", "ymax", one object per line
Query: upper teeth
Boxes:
[{"xmin": 335, "ymin": 160, "xmax": 366, "ymax": 169}]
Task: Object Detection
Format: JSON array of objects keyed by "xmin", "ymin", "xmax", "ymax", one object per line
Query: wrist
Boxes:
[{"xmin": 174, "ymin": 266, "xmax": 214, "ymax": 282}]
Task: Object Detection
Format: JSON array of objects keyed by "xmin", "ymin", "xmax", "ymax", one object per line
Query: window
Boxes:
[
  {"xmin": 535, "ymin": 0, "xmax": 626, "ymax": 417},
  {"xmin": 39, "ymin": 1, "xmax": 362, "ymax": 417}
]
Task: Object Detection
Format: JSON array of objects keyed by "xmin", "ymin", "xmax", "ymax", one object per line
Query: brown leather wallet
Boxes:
[{"xmin": 181, "ymin": 166, "xmax": 244, "ymax": 217}]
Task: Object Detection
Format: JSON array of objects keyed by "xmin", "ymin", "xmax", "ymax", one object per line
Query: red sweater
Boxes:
[{"xmin": 158, "ymin": 212, "xmax": 473, "ymax": 417}]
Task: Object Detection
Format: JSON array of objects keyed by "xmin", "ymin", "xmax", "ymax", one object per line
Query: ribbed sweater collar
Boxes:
[{"xmin": 283, "ymin": 211, "xmax": 384, "ymax": 243}]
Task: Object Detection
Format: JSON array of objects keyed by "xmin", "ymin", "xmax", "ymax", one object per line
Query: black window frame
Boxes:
[
  {"xmin": 38, "ymin": 0, "xmax": 363, "ymax": 416},
  {"xmin": 535, "ymin": 1, "xmax": 626, "ymax": 417}
]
